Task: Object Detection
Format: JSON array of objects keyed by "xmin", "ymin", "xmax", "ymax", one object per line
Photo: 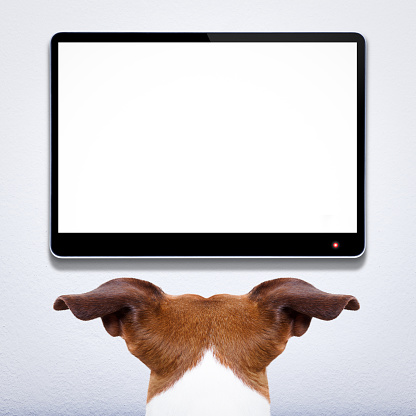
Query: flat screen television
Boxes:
[{"xmin": 50, "ymin": 32, "xmax": 365, "ymax": 258}]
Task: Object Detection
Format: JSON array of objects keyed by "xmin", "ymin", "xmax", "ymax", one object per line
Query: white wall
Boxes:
[{"xmin": 1, "ymin": 1, "xmax": 415, "ymax": 415}]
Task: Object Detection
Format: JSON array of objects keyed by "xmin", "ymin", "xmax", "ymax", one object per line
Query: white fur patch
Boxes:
[{"xmin": 145, "ymin": 350, "xmax": 270, "ymax": 416}]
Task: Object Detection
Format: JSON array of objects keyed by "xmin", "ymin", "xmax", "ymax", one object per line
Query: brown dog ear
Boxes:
[
  {"xmin": 249, "ymin": 278, "xmax": 359, "ymax": 337},
  {"xmin": 53, "ymin": 278, "xmax": 164, "ymax": 337}
]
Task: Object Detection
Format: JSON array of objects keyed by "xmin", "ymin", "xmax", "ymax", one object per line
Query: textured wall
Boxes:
[{"xmin": 1, "ymin": 1, "xmax": 416, "ymax": 415}]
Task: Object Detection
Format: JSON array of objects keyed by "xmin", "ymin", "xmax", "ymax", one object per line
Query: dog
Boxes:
[{"xmin": 54, "ymin": 278, "xmax": 359, "ymax": 416}]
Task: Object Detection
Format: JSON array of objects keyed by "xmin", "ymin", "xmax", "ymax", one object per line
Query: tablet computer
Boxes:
[{"xmin": 50, "ymin": 32, "xmax": 365, "ymax": 258}]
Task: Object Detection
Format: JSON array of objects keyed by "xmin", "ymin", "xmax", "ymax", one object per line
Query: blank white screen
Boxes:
[{"xmin": 58, "ymin": 42, "xmax": 357, "ymax": 233}]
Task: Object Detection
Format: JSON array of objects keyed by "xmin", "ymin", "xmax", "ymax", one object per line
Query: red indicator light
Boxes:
[{"xmin": 332, "ymin": 242, "xmax": 339, "ymax": 249}]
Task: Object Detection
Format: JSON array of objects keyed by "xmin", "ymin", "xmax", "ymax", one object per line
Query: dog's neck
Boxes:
[
  {"xmin": 122, "ymin": 293, "xmax": 289, "ymax": 403},
  {"xmin": 145, "ymin": 349, "xmax": 270, "ymax": 416}
]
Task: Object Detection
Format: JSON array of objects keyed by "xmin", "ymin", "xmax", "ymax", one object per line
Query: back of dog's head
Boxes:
[{"xmin": 54, "ymin": 277, "xmax": 359, "ymax": 401}]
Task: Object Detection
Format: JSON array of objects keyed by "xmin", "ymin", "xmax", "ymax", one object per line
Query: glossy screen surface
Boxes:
[{"xmin": 58, "ymin": 42, "xmax": 357, "ymax": 234}]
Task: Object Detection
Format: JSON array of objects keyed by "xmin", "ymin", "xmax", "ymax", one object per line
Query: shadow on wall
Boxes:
[{"xmin": 48, "ymin": 251, "xmax": 366, "ymax": 272}]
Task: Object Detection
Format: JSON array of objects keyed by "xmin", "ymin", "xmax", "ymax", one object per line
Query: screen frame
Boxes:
[{"xmin": 50, "ymin": 32, "xmax": 365, "ymax": 258}]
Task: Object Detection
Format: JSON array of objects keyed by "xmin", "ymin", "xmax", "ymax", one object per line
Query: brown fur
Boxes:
[{"xmin": 54, "ymin": 278, "xmax": 359, "ymax": 403}]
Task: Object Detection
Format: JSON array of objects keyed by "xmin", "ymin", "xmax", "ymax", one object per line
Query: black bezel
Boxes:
[{"xmin": 50, "ymin": 32, "xmax": 365, "ymax": 258}]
